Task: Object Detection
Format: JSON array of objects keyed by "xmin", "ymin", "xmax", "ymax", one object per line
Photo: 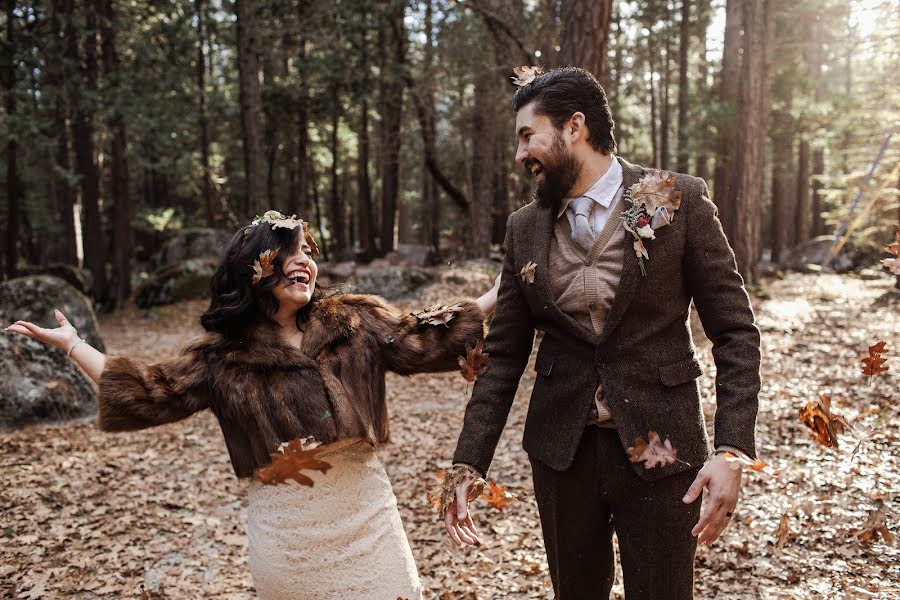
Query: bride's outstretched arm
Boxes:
[{"xmin": 6, "ymin": 309, "xmax": 106, "ymax": 382}]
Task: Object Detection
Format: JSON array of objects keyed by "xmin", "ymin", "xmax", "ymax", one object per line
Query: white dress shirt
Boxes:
[{"xmin": 557, "ymin": 157, "xmax": 624, "ymax": 235}]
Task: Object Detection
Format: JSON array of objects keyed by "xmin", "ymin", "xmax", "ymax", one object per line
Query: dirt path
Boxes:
[{"xmin": 1, "ymin": 272, "xmax": 897, "ymax": 599}]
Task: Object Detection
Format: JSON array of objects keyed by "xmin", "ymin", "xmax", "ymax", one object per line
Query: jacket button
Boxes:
[
  {"xmin": 588, "ymin": 303, "xmax": 597, "ymax": 311},
  {"xmin": 584, "ymin": 259, "xmax": 591, "ymax": 266}
]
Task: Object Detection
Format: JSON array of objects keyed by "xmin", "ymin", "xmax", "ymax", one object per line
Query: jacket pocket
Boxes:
[
  {"xmin": 658, "ymin": 356, "xmax": 702, "ymax": 387},
  {"xmin": 535, "ymin": 350, "xmax": 555, "ymax": 377}
]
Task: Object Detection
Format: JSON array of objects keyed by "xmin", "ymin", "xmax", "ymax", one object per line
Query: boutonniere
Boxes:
[{"xmin": 621, "ymin": 172, "xmax": 683, "ymax": 276}]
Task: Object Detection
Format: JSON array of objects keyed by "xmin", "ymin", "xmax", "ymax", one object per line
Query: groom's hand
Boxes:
[
  {"xmin": 682, "ymin": 454, "xmax": 743, "ymax": 545},
  {"xmin": 443, "ymin": 473, "xmax": 480, "ymax": 547}
]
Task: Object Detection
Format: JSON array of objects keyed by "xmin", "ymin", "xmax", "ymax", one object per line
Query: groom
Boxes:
[{"xmin": 444, "ymin": 67, "xmax": 760, "ymax": 599}]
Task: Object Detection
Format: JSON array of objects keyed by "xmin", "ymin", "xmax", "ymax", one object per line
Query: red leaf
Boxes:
[{"xmin": 257, "ymin": 438, "xmax": 332, "ymax": 486}]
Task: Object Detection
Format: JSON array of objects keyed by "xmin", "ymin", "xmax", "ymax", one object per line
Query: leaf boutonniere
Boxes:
[{"xmin": 621, "ymin": 171, "xmax": 683, "ymax": 276}]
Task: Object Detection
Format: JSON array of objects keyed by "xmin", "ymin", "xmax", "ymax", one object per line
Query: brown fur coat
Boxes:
[{"xmin": 98, "ymin": 294, "xmax": 485, "ymax": 478}]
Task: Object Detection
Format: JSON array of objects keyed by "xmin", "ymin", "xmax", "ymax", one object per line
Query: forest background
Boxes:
[{"xmin": 1, "ymin": 0, "xmax": 898, "ymax": 304}]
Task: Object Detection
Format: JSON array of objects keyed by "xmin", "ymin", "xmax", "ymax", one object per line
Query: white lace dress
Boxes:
[{"xmin": 246, "ymin": 438, "xmax": 422, "ymax": 600}]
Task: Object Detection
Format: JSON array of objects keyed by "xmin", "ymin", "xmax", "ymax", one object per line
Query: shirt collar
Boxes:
[{"xmin": 557, "ymin": 156, "xmax": 624, "ymax": 219}]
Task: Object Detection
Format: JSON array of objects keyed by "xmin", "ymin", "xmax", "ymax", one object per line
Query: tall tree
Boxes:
[
  {"xmin": 3, "ymin": 0, "xmax": 21, "ymax": 279},
  {"xmin": 559, "ymin": 0, "xmax": 613, "ymax": 81},
  {"xmin": 73, "ymin": 5, "xmax": 108, "ymax": 305},
  {"xmin": 378, "ymin": 0, "xmax": 406, "ymax": 256},
  {"xmin": 196, "ymin": 0, "xmax": 213, "ymax": 226},
  {"xmin": 726, "ymin": 0, "xmax": 771, "ymax": 284},
  {"xmin": 712, "ymin": 0, "xmax": 742, "ymax": 213},
  {"xmin": 676, "ymin": 0, "xmax": 691, "ymax": 173},
  {"xmin": 235, "ymin": 0, "xmax": 265, "ymax": 217}
]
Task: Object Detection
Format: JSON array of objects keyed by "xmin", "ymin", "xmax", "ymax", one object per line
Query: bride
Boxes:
[{"xmin": 6, "ymin": 211, "xmax": 496, "ymax": 599}]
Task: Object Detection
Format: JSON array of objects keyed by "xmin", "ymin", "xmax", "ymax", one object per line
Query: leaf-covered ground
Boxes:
[{"xmin": 1, "ymin": 270, "xmax": 898, "ymax": 599}]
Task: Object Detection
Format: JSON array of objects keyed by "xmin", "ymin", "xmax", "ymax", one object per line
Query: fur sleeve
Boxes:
[
  {"xmin": 97, "ymin": 350, "xmax": 209, "ymax": 432},
  {"xmin": 357, "ymin": 296, "xmax": 486, "ymax": 375}
]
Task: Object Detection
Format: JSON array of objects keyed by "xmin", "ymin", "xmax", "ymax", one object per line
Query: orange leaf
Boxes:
[
  {"xmin": 722, "ymin": 450, "xmax": 780, "ymax": 476},
  {"xmin": 302, "ymin": 222, "xmax": 320, "ymax": 256},
  {"xmin": 626, "ymin": 431, "xmax": 678, "ymax": 469},
  {"xmin": 256, "ymin": 438, "xmax": 332, "ymax": 486},
  {"xmin": 799, "ymin": 394, "xmax": 848, "ymax": 449},
  {"xmin": 480, "ymin": 479, "xmax": 517, "ymax": 510},
  {"xmin": 860, "ymin": 340, "xmax": 890, "ymax": 377},
  {"xmin": 458, "ymin": 339, "xmax": 490, "ymax": 384},
  {"xmin": 251, "ymin": 248, "xmax": 279, "ymax": 285}
]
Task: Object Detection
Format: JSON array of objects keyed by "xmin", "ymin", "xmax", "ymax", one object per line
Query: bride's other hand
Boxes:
[
  {"xmin": 6, "ymin": 309, "xmax": 79, "ymax": 351},
  {"xmin": 443, "ymin": 472, "xmax": 480, "ymax": 547},
  {"xmin": 475, "ymin": 271, "xmax": 501, "ymax": 317}
]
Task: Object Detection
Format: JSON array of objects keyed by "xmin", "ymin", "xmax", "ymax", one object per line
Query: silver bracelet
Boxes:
[{"xmin": 66, "ymin": 337, "xmax": 86, "ymax": 358}]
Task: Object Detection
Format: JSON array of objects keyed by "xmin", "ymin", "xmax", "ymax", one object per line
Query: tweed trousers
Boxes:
[{"xmin": 530, "ymin": 427, "xmax": 701, "ymax": 600}]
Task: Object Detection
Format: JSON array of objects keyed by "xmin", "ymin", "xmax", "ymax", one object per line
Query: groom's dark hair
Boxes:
[{"xmin": 512, "ymin": 67, "xmax": 617, "ymax": 155}]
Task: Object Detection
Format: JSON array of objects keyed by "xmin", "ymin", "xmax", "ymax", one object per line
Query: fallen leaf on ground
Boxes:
[{"xmin": 854, "ymin": 509, "xmax": 894, "ymax": 545}]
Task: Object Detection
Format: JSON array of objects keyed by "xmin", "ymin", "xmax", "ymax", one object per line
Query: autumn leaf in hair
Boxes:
[
  {"xmin": 511, "ymin": 65, "xmax": 543, "ymax": 87},
  {"xmin": 302, "ymin": 221, "xmax": 320, "ymax": 256},
  {"xmin": 252, "ymin": 248, "xmax": 279, "ymax": 285}
]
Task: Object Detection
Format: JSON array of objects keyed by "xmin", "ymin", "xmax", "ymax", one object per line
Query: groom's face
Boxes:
[{"xmin": 515, "ymin": 102, "xmax": 581, "ymax": 211}]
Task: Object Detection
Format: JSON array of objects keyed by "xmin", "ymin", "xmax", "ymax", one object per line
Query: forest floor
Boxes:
[{"xmin": 1, "ymin": 268, "xmax": 898, "ymax": 599}]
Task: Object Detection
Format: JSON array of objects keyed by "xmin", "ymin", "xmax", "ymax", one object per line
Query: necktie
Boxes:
[{"xmin": 570, "ymin": 196, "xmax": 595, "ymax": 252}]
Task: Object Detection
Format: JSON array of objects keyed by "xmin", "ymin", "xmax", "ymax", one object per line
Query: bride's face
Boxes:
[{"xmin": 271, "ymin": 239, "xmax": 318, "ymax": 311}]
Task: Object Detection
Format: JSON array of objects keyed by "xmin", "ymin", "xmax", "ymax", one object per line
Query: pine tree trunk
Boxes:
[
  {"xmin": 795, "ymin": 140, "xmax": 811, "ymax": 244},
  {"xmin": 648, "ymin": 40, "xmax": 659, "ymax": 168},
  {"xmin": 358, "ymin": 99, "xmax": 375, "ymax": 259},
  {"xmin": 712, "ymin": 0, "xmax": 742, "ymax": 215},
  {"xmin": 378, "ymin": 0, "xmax": 405, "ymax": 256},
  {"xmin": 74, "ymin": 7, "xmax": 108, "ymax": 305},
  {"xmin": 328, "ymin": 106, "xmax": 344, "ymax": 257},
  {"xmin": 728, "ymin": 0, "xmax": 770, "ymax": 284},
  {"xmin": 770, "ymin": 107, "xmax": 795, "ymax": 263},
  {"xmin": 660, "ymin": 23, "xmax": 671, "ymax": 171},
  {"xmin": 3, "ymin": 0, "xmax": 20, "ymax": 280},
  {"xmin": 196, "ymin": 0, "xmax": 213, "ymax": 226},
  {"xmin": 469, "ymin": 72, "xmax": 494, "ymax": 258},
  {"xmin": 99, "ymin": 0, "xmax": 132, "ymax": 309},
  {"xmin": 694, "ymin": 0, "xmax": 711, "ymax": 182},
  {"xmin": 423, "ymin": 0, "xmax": 440, "ymax": 259},
  {"xmin": 559, "ymin": 0, "xmax": 612, "ymax": 81},
  {"xmin": 676, "ymin": 0, "xmax": 691, "ymax": 174},
  {"xmin": 235, "ymin": 0, "xmax": 265, "ymax": 217}
]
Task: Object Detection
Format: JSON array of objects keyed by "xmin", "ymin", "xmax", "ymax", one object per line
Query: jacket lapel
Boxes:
[{"xmin": 597, "ymin": 157, "xmax": 645, "ymax": 344}]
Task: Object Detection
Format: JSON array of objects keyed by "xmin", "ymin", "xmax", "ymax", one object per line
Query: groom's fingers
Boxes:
[
  {"xmin": 691, "ymin": 498, "xmax": 721, "ymax": 538},
  {"xmin": 682, "ymin": 471, "xmax": 709, "ymax": 504}
]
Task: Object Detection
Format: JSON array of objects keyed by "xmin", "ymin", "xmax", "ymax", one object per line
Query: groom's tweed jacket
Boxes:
[{"xmin": 453, "ymin": 157, "xmax": 761, "ymax": 481}]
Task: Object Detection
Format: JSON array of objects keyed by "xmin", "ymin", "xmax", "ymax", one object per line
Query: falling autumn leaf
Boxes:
[
  {"xmin": 860, "ymin": 341, "xmax": 890, "ymax": 377},
  {"xmin": 480, "ymin": 479, "xmax": 517, "ymax": 510},
  {"xmin": 511, "ymin": 65, "xmax": 542, "ymax": 87},
  {"xmin": 414, "ymin": 303, "xmax": 464, "ymax": 327},
  {"xmin": 854, "ymin": 509, "xmax": 894, "ymax": 545},
  {"xmin": 458, "ymin": 339, "xmax": 490, "ymax": 391},
  {"xmin": 626, "ymin": 431, "xmax": 681, "ymax": 469},
  {"xmin": 774, "ymin": 512, "xmax": 795, "ymax": 549},
  {"xmin": 251, "ymin": 248, "xmax": 279, "ymax": 285},
  {"xmin": 519, "ymin": 261, "xmax": 537, "ymax": 284},
  {"xmin": 722, "ymin": 450, "xmax": 780, "ymax": 476},
  {"xmin": 799, "ymin": 394, "xmax": 850, "ymax": 449},
  {"xmin": 302, "ymin": 221, "xmax": 320, "ymax": 256},
  {"xmin": 256, "ymin": 437, "xmax": 332, "ymax": 486}
]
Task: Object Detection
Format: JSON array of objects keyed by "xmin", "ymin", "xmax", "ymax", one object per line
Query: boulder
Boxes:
[
  {"xmin": 349, "ymin": 266, "xmax": 435, "ymax": 300},
  {"xmin": 135, "ymin": 258, "xmax": 217, "ymax": 308},
  {"xmin": 0, "ymin": 275, "xmax": 102, "ymax": 429},
  {"xmin": 19, "ymin": 263, "xmax": 91, "ymax": 295},
  {"xmin": 149, "ymin": 228, "xmax": 232, "ymax": 271},
  {"xmin": 782, "ymin": 236, "xmax": 854, "ymax": 273}
]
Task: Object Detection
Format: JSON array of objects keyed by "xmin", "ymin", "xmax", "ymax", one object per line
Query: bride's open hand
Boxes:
[{"xmin": 5, "ymin": 309, "xmax": 79, "ymax": 351}]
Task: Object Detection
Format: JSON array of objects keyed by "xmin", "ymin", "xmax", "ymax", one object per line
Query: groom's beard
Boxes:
[{"xmin": 527, "ymin": 135, "xmax": 581, "ymax": 213}]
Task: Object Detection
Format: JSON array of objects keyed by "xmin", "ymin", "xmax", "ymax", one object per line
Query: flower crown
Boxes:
[{"xmin": 243, "ymin": 210, "xmax": 320, "ymax": 256}]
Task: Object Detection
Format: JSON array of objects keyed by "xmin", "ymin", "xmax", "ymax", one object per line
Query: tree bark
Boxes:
[
  {"xmin": 694, "ymin": 0, "xmax": 711, "ymax": 182},
  {"xmin": 3, "ymin": 0, "xmax": 20, "ymax": 280},
  {"xmin": 770, "ymin": 106, "xmax": 795, "ymax": 263},
  {"xmin": 727, "ymin": 0, "xmax": 770, "ymax": 284},
  {"xmin": 469, "ymin": 72, "xmax": 495, "ymax": 258},
  {"xmin": 660, "ymin": 21, "xmax": 671, "ymax": 171},
  {"xmin": 235, "ymin": 0, "xmax": 266, "ymax": 217},
  {"xmin": 648, "ymin": 38, "xmax": 659, "ymax": 168},
  {"xmin": 378, "ymin": 0, "xmax": 406, "ymax": 256},
  {"xmin": 196, "ymin": 0, "xmax": 213, "ymax": 226},
  {"xmin": 559, "ymin": 0, "xmax": 613, "ymax": 81},
  {"xmin": 712, "ymin": 0, "xmax": 743, "ymax": 214},
  {"xmin": 676, "ymin": 0, "xmax": 691, "ymax": 174},
  {"xmin": 99, "ymin": 0, "xmax": 132, "ymax": 309},
  {"xmin": 73, "ymin": 6, "xmax": 108, "ymax": 305},
  {"xmin": 357, "ymin": 98, "xmax": 375, "ymax": 259},
  {"xmin": 328, "ymin": 105, "xmax": 344, "ymax": 257},
  {"xmin": 795, "ymin": 140, "xmax": 811, "ymax": 244}
]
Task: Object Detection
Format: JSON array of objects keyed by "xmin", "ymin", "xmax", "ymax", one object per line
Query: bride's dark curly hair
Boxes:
[{"xmin": 200, "ymin": 220, "xmax": 326, "ymax": 338}]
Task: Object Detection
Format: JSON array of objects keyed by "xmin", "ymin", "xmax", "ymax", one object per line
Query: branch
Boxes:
[{"xmin": 461, "ymin": 0, "xmax": 532, "ymax": 66}]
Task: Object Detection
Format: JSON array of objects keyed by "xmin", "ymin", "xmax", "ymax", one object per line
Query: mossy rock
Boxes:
[{"xmin": 135, "ymin": 258, "xmax": 217, "ymax": 308}]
